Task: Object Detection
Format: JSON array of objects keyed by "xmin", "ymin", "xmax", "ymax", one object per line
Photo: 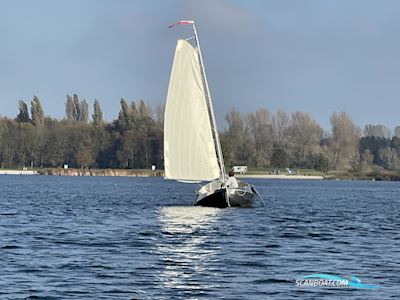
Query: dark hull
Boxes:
[{"xmin": 194, "ymin": 189, "xmax": 228, "ymax": 208}]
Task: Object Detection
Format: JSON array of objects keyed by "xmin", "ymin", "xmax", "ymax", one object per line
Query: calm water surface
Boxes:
[{"xmin": 0, "ymin": 176, "xmax": 400, "ymax": 299}]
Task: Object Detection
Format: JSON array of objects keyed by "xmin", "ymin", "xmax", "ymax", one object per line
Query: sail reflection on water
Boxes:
[{"xmin": 156, "ymin": 206, "xmax": 221, "ymax": 290}]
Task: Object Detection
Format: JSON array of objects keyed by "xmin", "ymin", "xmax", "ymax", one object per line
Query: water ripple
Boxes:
[{"xmin": 0, "ymin": 177, "xmax": 399, "ymax": 299}]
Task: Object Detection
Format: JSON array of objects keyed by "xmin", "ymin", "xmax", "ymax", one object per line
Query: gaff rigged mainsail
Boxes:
[{"xmin": 164, "ymin": 39, "xmax": 220, "ymax": 182}]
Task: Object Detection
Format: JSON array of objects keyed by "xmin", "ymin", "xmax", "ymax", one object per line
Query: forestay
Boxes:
[{"xmin": 164, "ymin": 39, "xmax": 220, "ymax": 182}]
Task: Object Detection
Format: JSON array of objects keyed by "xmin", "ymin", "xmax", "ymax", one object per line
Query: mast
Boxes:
[{"xmin": 191, "ymin": 21, "xmax": 226, "ymax": 182}]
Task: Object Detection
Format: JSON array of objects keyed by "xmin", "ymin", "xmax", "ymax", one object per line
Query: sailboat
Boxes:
[{"xmin": 164, "ymin": 20, "xmax": 257, "ymax": 208}]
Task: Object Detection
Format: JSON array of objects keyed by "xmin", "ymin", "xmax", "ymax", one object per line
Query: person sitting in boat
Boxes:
[{"xmin": 224, "ymin": 170, "xmax": 238, "ymax": 188}]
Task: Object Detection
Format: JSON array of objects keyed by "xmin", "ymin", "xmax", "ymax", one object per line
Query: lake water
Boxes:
[{"xmin": 0, "ymin": 176, "xmax": 399, "ymax": 299}]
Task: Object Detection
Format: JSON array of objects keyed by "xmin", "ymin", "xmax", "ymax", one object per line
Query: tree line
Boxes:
[
  {"xmin": 0, "ymin": 95, "xmax": 163, "ymax": 170},
  {"xmin": 1, "ymin": 95, "xmax": 400, "ymax": 174},
  {"xmin": 221, "ymin": 108, "xmax": 400, "ymax": 174}
]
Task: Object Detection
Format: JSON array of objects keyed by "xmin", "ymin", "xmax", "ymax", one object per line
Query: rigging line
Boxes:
[{"xmin": 254, "ymin": 187, "xmax": 266, "ymax": 208}]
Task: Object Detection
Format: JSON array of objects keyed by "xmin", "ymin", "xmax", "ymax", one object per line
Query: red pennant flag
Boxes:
[{"xmin": 168, "ymin": 20, "xmax": 194, "ymax": 29}]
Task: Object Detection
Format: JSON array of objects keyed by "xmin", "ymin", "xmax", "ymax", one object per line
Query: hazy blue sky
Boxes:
[{"xmin": 1, "ymin": 0, "xmax": 399, "ymax": 130}]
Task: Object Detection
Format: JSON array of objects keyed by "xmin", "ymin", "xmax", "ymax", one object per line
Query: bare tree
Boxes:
[
  {"xmin": 286, "ymin": 111, "xmax": 322, "ymax": 167},
  {"xmin": 329, "ymin": 111, "xmax": 360, "ymax": 170},
  {"xmin": 272, "ymin": 109, "xmax": 290, "ymax": 143},
  {"xmin": 245, "ymin": 108, "xmax": 273, "ymax": 167},
  {"xmin": 223, "ymin": 108, "xmax": 253, "ymax": 166}
]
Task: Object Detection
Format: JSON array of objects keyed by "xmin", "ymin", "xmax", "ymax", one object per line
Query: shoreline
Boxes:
[
  {"xmin": 237, "ymin": 174, "xmax": 324, "ymax": 180},
  {"xmin": 0, "ymin": 168, "xmax": 398, "ymax": 181},
  {"xmin": 0, "ymin": 169, "xmax": 323, "ymax": 180},
  {"xmin": 0, "ymin": 170, "xmax": 38, "ymax": 175},
  {"xmin": 39, "ymin": 168, "xmax": 163, "ymax": 177},
  {"xmin": 0, "ymin": 168, "xmax": 162, "ymax": 177}
]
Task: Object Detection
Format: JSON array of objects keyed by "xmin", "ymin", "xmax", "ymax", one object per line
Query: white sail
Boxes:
[{"xmin": 164, "ymin": 39, "xmax": 220, "ymax": 182}]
